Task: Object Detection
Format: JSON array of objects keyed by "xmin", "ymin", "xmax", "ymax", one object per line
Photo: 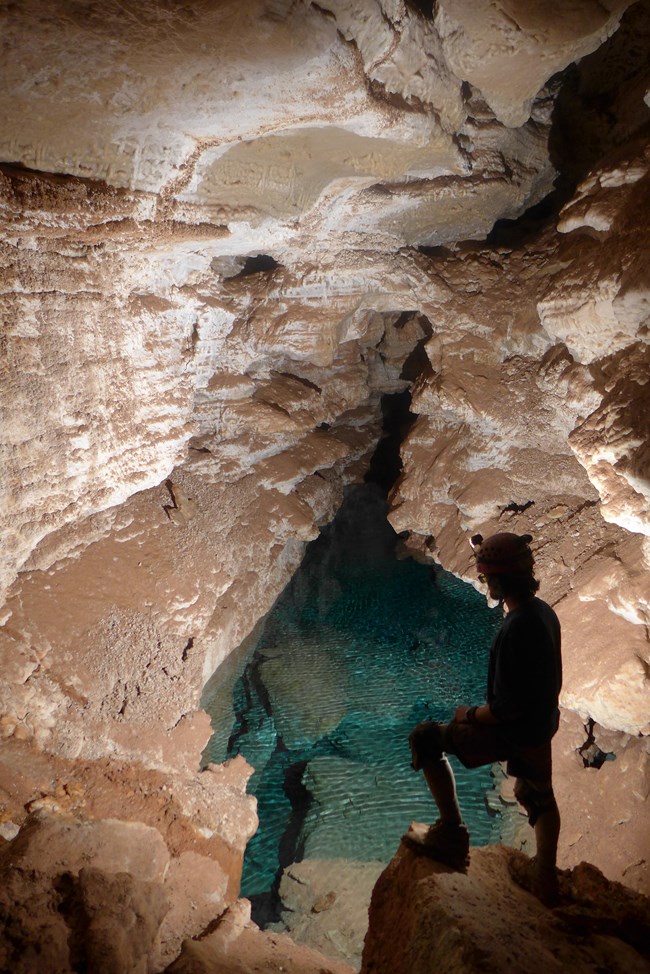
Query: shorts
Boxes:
[
  {"xmin": 409, "ymin": 719, "xmax": 553, "ymax": 781},
  {"xmin": 409, "ymin": 719, "xmax": 556, "ymax": 826}
]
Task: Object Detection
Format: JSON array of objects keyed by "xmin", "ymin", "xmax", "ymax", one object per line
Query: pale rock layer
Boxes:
[
  {"xmin": 434, "ymin": 0, "xmax": 634, "ymax": 126},
  {"xmin": 0, "ymin": 0, "xmax": 559, "ymax": 260}
]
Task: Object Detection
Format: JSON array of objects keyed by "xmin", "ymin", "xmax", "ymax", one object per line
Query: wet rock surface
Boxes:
[{"xmin": 278, "ymin": 858, "xmax": 385, "ymax": 968}]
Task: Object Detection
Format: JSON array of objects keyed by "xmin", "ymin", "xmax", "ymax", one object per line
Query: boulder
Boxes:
[
  {"xmin": 361, "ymin": 842, "xmax": 650, "ymax": 974},
  {"xmin": 165, "ymin": 898, "xmax": 354, "ymax": 974},
  {"xmin": 0, "ymin": 863, "xmax": 168, "ymax": 974},
  {"xmin": 279, "ymin": 858, "xmax": 385, "ymax": 968},
  {"xmin": 0, "ymin": 811, "xmax": 170, "ymax": 882}
]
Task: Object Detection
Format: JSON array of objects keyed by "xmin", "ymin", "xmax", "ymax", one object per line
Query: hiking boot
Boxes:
[{"xmin": 402, "ymin": 820, "xmax": 470, "ymax": 870}]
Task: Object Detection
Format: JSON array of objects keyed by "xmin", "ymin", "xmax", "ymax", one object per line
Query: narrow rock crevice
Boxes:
[
  {"xmin": 364, "ymin": 390, "xmax": 418, "ymax": 494},
  {"xmin": 234, "ymin": 254, "xmax": 281, "ymax": 278},
  {"xmin": 578, "ymin": 718, "xmax": 616, "ymax": 769}
]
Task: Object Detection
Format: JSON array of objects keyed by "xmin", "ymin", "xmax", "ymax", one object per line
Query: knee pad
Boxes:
[
  {"xmin": 514, "ymin": 777, "xmax": 555, "ymax": 827},
  {"xmin": 408, "ymin": 720, "xmax": 444, "ymax": 771}
]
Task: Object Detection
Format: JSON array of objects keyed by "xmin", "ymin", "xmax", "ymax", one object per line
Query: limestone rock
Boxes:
[
  {"xmin": 361, "ymin": 843, "xmax": 650, "ymax": 973},
  {"xmin": 1, "ymin": 0, "xmax": 650, "ymax": 956},
  {"xmin": 0, "ymin": 863, "xmax": 168, "ymax": 974},
  {"xmin": 569, "ymin": 346, "xmax": 650, "ymax": 537},
  {"xmin": 0, "ymin": 795, "xmax": 261, "ymax": 972},
  {"xmin": 389, "ymin": 133, "xmax": 650, "ymax": 751},
  {"xmin": 0, "ymin": 744, "xmax": 259, "ymax": 954},
  {"xmin": 435, "ymin": 0, "xmax": 634, "ymax": 126},
  {"xmin": 554, "ymin": 712, "xmax": 650, "ymax": 895},
  {"xmin": 153, "ymin": 852, "xmax": 229, "ymax": 970},
  {"xmin": 279, "ymin": 858, "xmax": 385, "ymax": 968},
  {"xmin": 0, "ymin": 812, "xmax": 171, "ymax": 973},
  {"xmin": 537, "ymin": 148, "xmax": 650, "ymax": 361},
  {"xmin": 0, "ymin": 811, "xmax": 170, "ymax": 883},
  {"xmin": 0, "ymin": 0, "xmax": 558, "ymax": 263},
  {"xmin": 166, "ymin": 898, "xmax": 354, "ymax": 974},
  {"xmin": 319, "ymin": 0, "xmax": 465, "ymax": 131},
  {"xmin": 559, "ymin": 594, "xmax": 650, "ymax": 736}
]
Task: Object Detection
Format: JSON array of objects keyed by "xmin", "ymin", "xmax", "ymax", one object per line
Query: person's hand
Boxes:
[{"xmin": 454, "ymin": 705, "xmax": 470, "ymax": 723}]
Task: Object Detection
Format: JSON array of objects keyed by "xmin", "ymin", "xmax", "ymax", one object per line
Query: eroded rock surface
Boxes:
[
  {"xmin": 1, "ymin": 0, "xmax": 650, "ymax": 969},
  {"xmin": 166, "ymin": 898, "xmax": 354, "ymax": 974},
  {"xmin": 0, "ymin": 755, "xmax": 258, "ymax": 971},
  {"xmin": 361, "ymin": 843, "xmax": 650, "ymax": 974}
]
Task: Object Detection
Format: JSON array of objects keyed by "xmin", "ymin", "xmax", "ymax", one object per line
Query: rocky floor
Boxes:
[{"xmin": 362, "ymin": 843, "xmax": 650, "ymax": 974}]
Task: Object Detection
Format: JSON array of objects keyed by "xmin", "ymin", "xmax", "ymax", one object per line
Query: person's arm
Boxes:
[{"xmin": 454, "ymin": 703, "xmax": 500, "ymax": 725}]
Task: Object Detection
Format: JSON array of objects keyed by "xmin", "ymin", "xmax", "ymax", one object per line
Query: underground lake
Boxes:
[{"xmin": 202, "ymin": 483, "xmax": 503, "ymax": 921}]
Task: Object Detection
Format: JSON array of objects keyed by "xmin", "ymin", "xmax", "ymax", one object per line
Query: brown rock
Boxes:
[
  {"xmin": 0, "ymin": 811, "xmax": 170, "ymax": 883},
  {"xmin": 153, "ymin": 852, "xmax": 229, "ymax": 970},
  {"xmin": 166, "ymin": 899, "xmax": 354, "ymax": 974},
  {"xmin": 67, "ymin": 867, "xmax": 169, "ymax": 974},
  {"xmin": 0, "ymin": 863, "xmax": 168, "ymax": 974},
  {"xmin": 361, "ymin": 844, "xmax": 650, "ymax": 974},
  {"xmin": 559, "ymin": 594, "xmax": 650, "ymax": 735},
  {"xmin": 312, "ymin": 891, "xmax": 337, "ymax": 913},
  {"xmin": 554, "ymin": 712, "xmax": 650, "ymax": 894}
]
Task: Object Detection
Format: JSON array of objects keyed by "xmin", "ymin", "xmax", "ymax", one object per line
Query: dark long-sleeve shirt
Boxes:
[{"xmin": 487, "ymin": 597, "xmax": 562, "ymax": 746}]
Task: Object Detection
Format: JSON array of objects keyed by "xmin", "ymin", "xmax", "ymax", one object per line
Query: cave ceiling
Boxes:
[{"xmin": 0, "ymin": 0, "xmax": 635, "ymax": 256}]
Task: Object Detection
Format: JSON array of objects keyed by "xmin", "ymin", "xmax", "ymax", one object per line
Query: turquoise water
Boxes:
[{"xmin": 202, "ymin": 486, "xmax": 503, "ymax": 910}]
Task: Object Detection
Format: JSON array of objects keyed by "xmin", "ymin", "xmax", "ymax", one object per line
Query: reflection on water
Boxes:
[{"xmin": 202, "ymin": 484, "xmax": 502, "ymax": 917}]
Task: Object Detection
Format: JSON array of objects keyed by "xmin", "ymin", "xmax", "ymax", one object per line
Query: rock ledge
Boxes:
[{"xmin": 361, "ymin": 843, "xmax": 650, "ymax": 974}]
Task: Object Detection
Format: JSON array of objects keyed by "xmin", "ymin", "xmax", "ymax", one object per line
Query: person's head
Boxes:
[{"xmin": 469, "ymin": 532, "xmax": 539, "ymax": 605}]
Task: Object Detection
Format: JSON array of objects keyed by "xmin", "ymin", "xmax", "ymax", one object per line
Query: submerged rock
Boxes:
[
  {"xmin": 260, "ymin": 641, "xmax": 350, "ymax": 748},
  {"xmin": 279, "ymin": 858, "xmax": 385, "ymax": 968}
]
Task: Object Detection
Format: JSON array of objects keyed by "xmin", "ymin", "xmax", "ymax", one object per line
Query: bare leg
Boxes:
[
  {"xmin": 513, "ymin": 778, "xmax": 561, "ymax": 905},
  {"xmin": 533, "ymin": 795, "xmax": 561, "ymax": 904},
  {"xmin": 534, "ymin": 795, "xmax": 560, "ymax": 872},
  {"xmin": 405, "ymin": 723, "xmax": 469, "ymax": 866},
  {"xmin": 422, "ymin": 755, "xmax": 463, "ymax": 826}
]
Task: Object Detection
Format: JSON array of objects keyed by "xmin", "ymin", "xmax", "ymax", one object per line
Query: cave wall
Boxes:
[
  {"xmin": 1, "ymin": 0, "xmax": 649, "ymax": 968},
  {"xmin": 388, "ymin": 143, "xmax": 650, "ymax": 887}
]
